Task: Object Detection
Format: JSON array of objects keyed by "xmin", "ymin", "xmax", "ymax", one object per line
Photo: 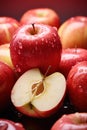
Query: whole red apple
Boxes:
[
  {"xmin": 67, "ymin": 61, "xmax": 87, "ymax": 112},
  {"xmin": 51, "ymin": 112, "xmax": 87, "ymax": 130},
  {"xmin": 20, "ymin": 8, "xmax": 60, "ymax": 29},
  {"xmin": 0, "ymin": 119, "xmax": 25, "ymax": 130},
  {"xmin": 0, "ymin": 16, "xmax": 20, "ymax": 45},
  {"xmin": 0, "ymin": 61, "xmax": 16, "ymax": 112},
  {"xmin": 58, "ymin": 48, "xmax": 87, "ymax": 78},
  {"xmin": 10, "ymin": 23, "xmax": 62, "ymax": 75},
  {"xmin": 58, "ymin": 16, "xmax": 87, "ymax": 49}
]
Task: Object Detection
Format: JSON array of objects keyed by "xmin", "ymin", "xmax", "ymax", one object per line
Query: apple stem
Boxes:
[
  {"xmin": 32, "ymin": 23, "xmax": 36, "ymax": 33},
  {"xmin": 30, "ymin": 65, "xmax": 51, "ymax": 102}
]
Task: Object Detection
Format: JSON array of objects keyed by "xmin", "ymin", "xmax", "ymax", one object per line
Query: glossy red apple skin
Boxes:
[
  {"xmin": 51, "ymin": 112, "xmax": 87, "ymax": 130},
  {"xmin": 58, "ymin": 16, "xmax": 87, "ymax": 49},
  {"xmin": 0, "ymin": 61, "xmax": 16, "ymax": 112},
  {"xmin": 20, "ymin": 8, "xmax": 60, "ymax": 29},
  {"xmin": 0, "ymin": 17, "xmax": 20, "ymax": 45},
  {"xmin": 58, "ymin": 48, "xmax": 87, "ymax": 78},
  {"xmin": 0, "ymin": 119, "xmax": 25, "ymax": 130},
  {"xmin": 10, "ymin": 24, "xmax": 62, "ymax": 75},
  {"xmin": 67, "ymin": 61, "xmax": 87, "ymax": 112}
]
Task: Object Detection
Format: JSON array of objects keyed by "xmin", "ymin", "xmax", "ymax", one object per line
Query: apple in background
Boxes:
[
  {"xmin": 10, "ymin": 23, "xmax": 62, "ymax": 75},
  {"xmin": 58, "ymin": 16, "xmax": 87, "ymax": 49},
  {"xmin": 20, "ymin": 8, "xmax": 60, "ymax": 29},
  {"xmin": 58, "ymin": 48, "xmax": 87, "ymax": 78},
  {"xmin": 0, "ymin": 119, "xmax": 25, "ymax": 130},
  {"xmin": 0, "ymin": 61, "xmax": 16, "ymax": 112},
  {"xmin": 0, "ymin": 43, "xmax": 14, "ymax": 69},
  {"xmin": 11, "ymin": 68, "xmax": 66, "ymax": 118},
  {"xmin": 51, "ymin": 112, "xmax": 87, "ymax": 130},
  {"xmin": 0, "ymin": 16, "xmax": 20, "ymax": 45},
  {"xmin": 67, "ymin": 61, "xmax": 87, "ymax": 112}
]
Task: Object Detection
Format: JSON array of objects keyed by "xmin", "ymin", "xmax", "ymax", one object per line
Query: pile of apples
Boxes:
[{"xmin": 0, "ymin": 7, "xmax": 87, "ymax": 130}]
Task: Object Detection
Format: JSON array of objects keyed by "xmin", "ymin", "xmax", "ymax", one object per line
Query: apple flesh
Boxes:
[
  {"xmin": 67, "ymin": 61, "xmax": 87, "ymax": 112},
  {"xmin": 0, "ymin": 61, "xmax": 16, "ymax": 112},
  {"xmin": 0, "ymin": 43, "xmax": 14, "ymax": 69},
  {"xmin": 51, "ymin": 112, "xmax": 87, "ymax": 130},
  {"xmin": 0, "ymin": 119, "xmax": 25, "ymax": 130},
  {"xmin": 58, "ymin": 16, "xmax": 87, "ymax": 49},
  {"xmin": 10, "ymin": 23, "xmax": 62, "ymax": 75},
  {"xmin": 58, "ymin": 48, "xmax": 87, "ymax": 78},
  {"xmin": 20, "ymin": 8, "xmax": 60, "ymax": 29},
  {"xmin": 0, "ymin": 16, "xmax": 20, "ymax": 45},
  {"xmin": 11, "ymin": 68, "xmax": 66, "ymax": 118}
]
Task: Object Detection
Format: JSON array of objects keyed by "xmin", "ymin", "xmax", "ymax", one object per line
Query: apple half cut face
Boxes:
[{"xmin": 11, "ymin": 68, "xmax": 66, "ymax": 118}]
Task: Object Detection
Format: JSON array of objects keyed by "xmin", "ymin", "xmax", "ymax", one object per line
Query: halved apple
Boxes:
[{"xmin": 11, "ymin": 68, "xmax": 66, "ymax": 118}]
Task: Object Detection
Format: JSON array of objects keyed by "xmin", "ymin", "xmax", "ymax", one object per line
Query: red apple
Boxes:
[
  {"xmin": 10, "ymin": 23, "xmax": 62, "ymax": 75},
  {"xmin": 0, "ymin": 16, "xmax": 20, "ymax": 45},
  {"xmin": 0, "ymin": 61, "xmax": 16, "ymax": 112},
  {"xmin": 20, "ymin": 8, "xmax": 60, "ymax": 29},
  {"xmin": 0, "ymin": 119, "xmax": 25, "ymax": 130},
  {"xmin": 11, "ymin": 68, "xmax": 66, "ymax": 118},
  {"xmin": 58, "ymin": 16, "xmax": 87, "ymax": 49},
  {"xmin": 0, "ymin": 43, "xmax": 14, "ymax": 69},
  {"xmin": 58, "ymin": 48, "xmax": 87, "ymax": 78},
  {"xmin": 51, "ymin": 112, "xmax": 87, "ymax": 130},
  {"xmin": 67, "ymin": 61, "xmax": 87, "ymax": 112}
]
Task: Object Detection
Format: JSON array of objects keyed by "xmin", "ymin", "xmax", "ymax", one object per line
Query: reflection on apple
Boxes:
[
  {"xmin": 0, "ymin": 16, "xmax": 20, "ymax": 45},
  {"xmin": 51, "ymin": 112, "xmax": 87, "ymax": 130},
  {"xmin": 0, "ymin": 119, "xmax": 25, "ymax": 130},
  {"xmin": 67, "ymin": 61, "xmax": 87, "ymax": 112},
  {"xmin": 11, "ymin": 68, "xmax": 66, "ymax": 118},
  {"xmin": 20, "ymin": 8, "xmax": 60, "ymax": 29},
  {"xmin": 58, "ymin": 16, "xmax": 87, "ymax": 49},
  {"xmin": 58, "ymin": 48, "xmax": 87, "ymax": 78},
  {"xmin": 0, "ymin": 43, "xmax": 14, "ymax": 69}
]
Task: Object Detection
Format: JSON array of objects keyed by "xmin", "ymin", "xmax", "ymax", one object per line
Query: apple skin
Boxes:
[
  {"xmin": 0, "ymin": 43, "xmax": 14, "ymax": 69},
  {"xmin": 51, "ymin": 112, "xmax": 87, "ymax": 130},
  {"xmin": 58, "ymin": 48, "xmax": 87, "ymax": 78},
  {"xmin": 10, "ymin": 23, "xmax": 62, "ymax": 75},
  {"xmin": 0, "ymin": 119, "xmax": 25, "ymax": 130},
  {"xmin": 0, "ymin": 16, "xmax": 20, "ymax": 45},
  {"xmin": 67, "ymin": 61, "xmax": 87, "ymax": 112},
  {"xmin": 0, "ymin": 61, "xmax": 16, "ymax": 112},
  {"xmin": 58, "ymin": 16, "xmax": 87, "ymax": 49},
  {"xmin": 20, "ymin": 8, "xmax": 60, "ymax": 29}
]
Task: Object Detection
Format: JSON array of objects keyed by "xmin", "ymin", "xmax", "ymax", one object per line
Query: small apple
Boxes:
[
  {"xmin": 58, "ymin": 48, "xmax": 87, "ymax": 78},
  {"xmin": 0, "ymin": 43, "xmax": 14, "ymax": 69},
  {"xmin": 0, "ymin": 16, "xmax": 20, "ymax": 45},
  {"xmin": 11, "ymin": 68, "xmax": 66, "ymax": 118},
  {"xmin": 0, "ymin": 61, "xmax": 16, "ymax": 112},
  {"xmin": 51, "ymin": 112, "xmax": 87, "ymax": 130},
  {"xmin": 20, "ymin": 8, "xmax": 60, "ymax": 29},
  {"xmin": 58, "ymin": 16, "xmax": 87, "ymax": 49},
  {"xmin": 0, "ymin": 119, "xmax": 25, "ymax": 130},
  {"xmin": 10, "ymin": 23, "xmax": 62, "ymax": 75},
  {"xmin": 67, "ymin": 61, "xmax": 87, "ymax": 112}
]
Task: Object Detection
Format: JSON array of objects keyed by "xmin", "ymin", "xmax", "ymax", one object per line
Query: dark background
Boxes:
[{"xmin": 0, "ymin": 0, "xmax": 87, "ymax": 23}]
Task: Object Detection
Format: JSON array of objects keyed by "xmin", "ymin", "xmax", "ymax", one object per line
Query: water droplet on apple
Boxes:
[
  {"xmin": 17, "ymin": 50, "xmax": 21, "ymax": 55},
  {"xmin": 16, "ymin": 65, "xmax": 21, "ymax": 72},
  {"xmin": 18, "ymin": 41, "xmax": 23, "ymax": 49}
]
